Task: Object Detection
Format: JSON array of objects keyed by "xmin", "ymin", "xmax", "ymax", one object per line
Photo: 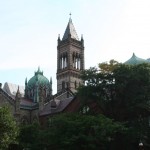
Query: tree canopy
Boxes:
[
  {"xmin": 0, "ymin": 106, "xmax": 18, "ymax": 150},
  {"xmin": 77, "ymin": 60, "xmax": 150, "ymax": 149},
  {"xmin": 78, "ymin": 61, "xmax": 150, "ymax": 120}
]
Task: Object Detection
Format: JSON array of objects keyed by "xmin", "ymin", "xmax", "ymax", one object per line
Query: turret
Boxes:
[
  {"xmin": 15, "ymin": 86, "xmax": 21, "ymax": 113},
  {"xmin": 58, "ymin": 34, "xmax": 61, "ymax": 44},
  {"xmin": 50, "ymin": 77, "xmax": 52, "ymax": 95},
  {"xmin": 25, "ymin": 77, "xmax": 28, "ymax": 98},
  {"xmin": 81, "ymin": 34, "xmax": 84, "ymax": 47}
]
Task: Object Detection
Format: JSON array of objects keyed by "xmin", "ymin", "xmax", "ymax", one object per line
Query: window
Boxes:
[{"xmin": 62, "ymin": 81, "xmax": 65, "ymax": 90}]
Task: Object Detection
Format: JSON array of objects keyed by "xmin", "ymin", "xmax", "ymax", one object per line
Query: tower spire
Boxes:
[
  {"xmin": 69, "ymin": 13, "xmax": 71, "ymax": 18},
  {"xmin": 62, "ymin": 15, "xmax": 79, "ymax": 41}
]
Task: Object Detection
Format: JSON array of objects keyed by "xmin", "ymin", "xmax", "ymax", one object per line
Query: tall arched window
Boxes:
[{"xmin": 62, "ymin": 81, "xmax": 65, "ymax": 90}]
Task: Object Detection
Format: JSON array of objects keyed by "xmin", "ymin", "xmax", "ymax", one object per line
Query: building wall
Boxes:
[{"xmin": 0, "ymin": 87, "xmax": 39, "ymax": 124}]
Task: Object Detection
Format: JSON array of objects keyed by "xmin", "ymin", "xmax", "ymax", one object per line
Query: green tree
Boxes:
[
  {"xmin": 19, "ymin": 122, "xmax": 40, "ymax": 150},
  {"xmin": 0, "ymin": 106, "xmax": 18, "ymax": 150},
  {"xmin": 78, "ymin": 61, "xmax": 150, "ymax": 149},
  {"xmin": 78, "ymin": 62, "xmax": 150, "ymax": 119},
  {"xmin": 45, "ymin": 113, "xmax": 126, "ymax": 150}
]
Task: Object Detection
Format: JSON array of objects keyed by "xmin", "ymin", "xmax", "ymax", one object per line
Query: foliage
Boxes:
[
  {"xmin": 0, "ymin": 106, "xmax": 18, "ymax": 150},
  {"xmin": 78, "ymin": 61, "xmax": 150, "ymax": 120},
  {"xmin": 77, "ymin": 61, "xmax": 150, "ymax": 149},
  {"xmin": 46, "ymin": 113, "xmax": 126, "ymax": 150},
  {"xmin": 18, "ymin": 122, "xmax": 40, "ymax": 150},
  {"xmin": 18, "ymin": 114, "xmax": 126, "ymax": 150}
]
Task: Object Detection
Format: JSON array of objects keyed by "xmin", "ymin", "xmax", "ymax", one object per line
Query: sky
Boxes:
[{"xmin": 0, "ymin": 0, "xmax": 150, "ymax": 93}]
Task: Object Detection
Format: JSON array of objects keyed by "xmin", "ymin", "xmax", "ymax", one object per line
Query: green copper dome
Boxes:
[
  {"xmin": 28, "ymin": 67, "xmax": 50, "ymax": 88},
  {"xmin": 124, "ymin": 53, "xmax": 149, "ymax": 65}
]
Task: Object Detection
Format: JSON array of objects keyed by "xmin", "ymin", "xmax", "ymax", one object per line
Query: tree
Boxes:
[
  {"xmin": 19, "ymin": 122, "xmax": 40, "ymax": 150},
  {"xmin": 46, "ymin": 113, "xmax": 126, "ymax": 150},
  {"xmin": 77, "ymin": 61, "xmax": 150, "ymax": 149},
  {"xmin": 0, "ymin": 106, "xmax": 18, "ymax": 150},
  {"xmin": 78, "ymin": 62, "xmax": 150, "ymax": 119}
]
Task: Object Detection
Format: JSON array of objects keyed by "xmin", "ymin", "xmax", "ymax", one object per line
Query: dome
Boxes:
[
  {"xmin": 28, "ymin": 67, "xmax": 50, "ymax": 88},
  {"xmin": 124, "ymin": 53, "xmax": 149, "ymax": 65}
]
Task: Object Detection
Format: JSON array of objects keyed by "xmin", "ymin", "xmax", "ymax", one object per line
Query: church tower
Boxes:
[{"xmin": 57, "ymin": 16, "xmax": 84, "ymax": 93}]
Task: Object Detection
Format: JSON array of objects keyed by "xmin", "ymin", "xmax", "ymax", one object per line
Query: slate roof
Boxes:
[
  {"xmin": 20, "ymin": 99, "xmax": 38, "ymax": 109},
  {"xmin": 40, "ymin": 96, "xmax": 75, "ymax": 116},
  {"xmin": 124, "ymin": 53, "xmax": 149, "ymax": 65},
  {"xmin": 0, "ymin": 88, "xmax": 15, "ymax": 105},
  {"xmin": 62, "ymin": 18, "xmax": 79, "ymax": 41}
]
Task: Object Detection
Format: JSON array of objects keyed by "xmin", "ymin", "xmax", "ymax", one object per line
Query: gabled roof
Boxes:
[
  {"xmin": 124, "ymin": 53, "xmax": 149, "ymax": 65},
  {"xmin": 0, "ymin": 88, "xmax": 15, "ymax": 105},
  {"xmin": 39, "ymin": 89, "xmax": 75, "ymax": 116},
  {"xmin": 20, "ymin": 98, "xmax": 38, "ymax": 110},
  {"xmin": 39, "ymin": 96, "xmax": 75, "ymax": 116},
  {"xmin": 62, "ymin": 18, "xmax": 79, "ymax": 41}
]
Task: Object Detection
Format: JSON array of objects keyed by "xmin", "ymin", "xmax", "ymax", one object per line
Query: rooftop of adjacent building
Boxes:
[
  {"xmin": 124, "ymin": 53, "xmax": 150, "ymax": 65},
  {"xmin": 3, "ymin": 82, "xmax": 24, "ymax": 98}
]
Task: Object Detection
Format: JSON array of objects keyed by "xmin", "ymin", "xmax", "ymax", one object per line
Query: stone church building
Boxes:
[
  {"xmin": 0, "ymin": 17, "xmax": 85, "ymax": 124},
  {"xmin": 1, "ymin": 16, "xmax": 149, "ymax": 125}
]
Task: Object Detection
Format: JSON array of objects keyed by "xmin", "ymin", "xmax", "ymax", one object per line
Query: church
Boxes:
[
  {"xmin": 0, "ymin": 16, "xmax": 150, "ymax": 125},
  {"xmin": 0, "ymin": 16, "xmax": 85, "ymax": 124}
]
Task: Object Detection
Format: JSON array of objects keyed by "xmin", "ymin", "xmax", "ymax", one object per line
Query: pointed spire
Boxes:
[
  {"xmin": 62, "ymin": 14, "xmax": 79, "ymax": 41},
  {"xmin": 25, "ymin": 77, "xmax": 28, "ymax": 85},
  {"xmin": 17, "ymin": 86, "xmax": 20, "ymax": 94},
  {"xmin": 50, "ymin": 77, "xmax": 52, "ymax": 84},
  {"xmin": 35, "ymin": 66, "xmax": 43, "ymax": 75},
  {"xmin": 50, "ymin": 77, "xmax": 53, "ymax": 94},
  {"xmin": 16, "ymin": 86, "xmax": 21, "ymax": 98},
  {"xmin": 81, "ymin": 34, "xmax": 83, "ymax": 40},
  {"xmin": 38, "ymin": 66, "xmax": 40, "ymax": 72},
  {"xmin": 58, "ymin": 34, "xmax": 60, "ymax": 40},
  {"xmin": 58, "ymin": 34, "xmax": 61, "ymax": 44}
]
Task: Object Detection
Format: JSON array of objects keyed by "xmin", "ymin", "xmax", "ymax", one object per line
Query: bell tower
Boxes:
[{"xmin": 57, "ymin": 16, "xmax": 84, "ymax": 93}]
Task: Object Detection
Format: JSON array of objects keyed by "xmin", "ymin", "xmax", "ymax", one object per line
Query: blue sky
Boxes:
[{"xmin": 0, "ymin": 0, "xmax": 150, "ymax": 93}]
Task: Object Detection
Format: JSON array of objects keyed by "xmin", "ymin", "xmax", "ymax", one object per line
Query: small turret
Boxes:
[
  {"xmin": 50, "ymin": 77, "xmax": 52, "ymax": 94},
  {"xmin": 15, "ymin": 86, "xmax": 21, "ymax": 113},
  {"xmin": 25, "ymin": 77, "xmax": 28, "ymax": 98},
  {"xmin": 25, "ymin": 78, "xmax": 27, "ymax": 86},
  {"xmin": 81, "ymin": 34, "xmax": 84, "ymax": 47},
  {"xmin": 58, "ymin": 34, "xmax": 61, "ymax": 44}
]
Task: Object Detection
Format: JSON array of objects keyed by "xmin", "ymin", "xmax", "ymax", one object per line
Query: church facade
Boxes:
[{"xmin": 0, "ymin": 17, "xmax": 84, "ymax": 124}]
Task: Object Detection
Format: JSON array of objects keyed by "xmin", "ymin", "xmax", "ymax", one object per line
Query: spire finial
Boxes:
[
  {"xmin": 69, "ymin": 12, "xmax": 72, "ymax": 18},
  {"xmin": 17, "ymin": 86, "xmax": 20, "ymax": 93},
  {"xmin": 69, "ymin": 13, "xmax": 72, "ymax": 22}
]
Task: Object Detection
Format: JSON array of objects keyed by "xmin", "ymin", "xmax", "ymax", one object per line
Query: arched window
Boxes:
[{"xmin": 62, "ymin": 81, "xmax": 65, "ymax": 90}]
